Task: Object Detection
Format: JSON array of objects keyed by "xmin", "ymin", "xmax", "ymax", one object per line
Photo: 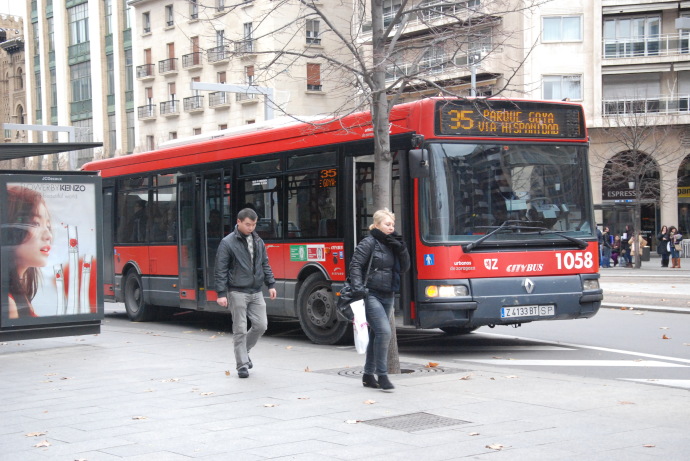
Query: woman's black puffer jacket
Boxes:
[{"xmin": 350, "ymin": 230, "xmax": 410, "ymax": 294}]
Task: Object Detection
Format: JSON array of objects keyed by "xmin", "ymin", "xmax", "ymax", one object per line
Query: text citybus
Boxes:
[{"xmin": 82, "ymin": 98, "xmax": 602, "ymax": 344}]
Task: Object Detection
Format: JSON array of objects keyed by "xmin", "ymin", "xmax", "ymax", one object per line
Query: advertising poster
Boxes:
[{"xmin": 1, "ymin": 173, "xmax": 103, "ymax": 330}]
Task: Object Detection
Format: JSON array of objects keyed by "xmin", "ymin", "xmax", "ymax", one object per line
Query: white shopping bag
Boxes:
[{"xmin": 350, "ymin": 299, "xmax": 369, "ymax": 354}]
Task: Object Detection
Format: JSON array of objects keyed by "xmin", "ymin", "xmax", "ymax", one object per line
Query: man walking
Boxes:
[{"xmin": 215, "ymin": 208, "xmax": 276, "ymax": 378}]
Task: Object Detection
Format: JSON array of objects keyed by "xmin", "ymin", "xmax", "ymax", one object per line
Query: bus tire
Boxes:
[
  {"xmin": 440, "ymin": 326, "xmax": 478, "ymax": 335},
  {"xmin": 296, "ymin": 273, "xmax": 351, "ymax": 345},
  {"xmin": 123, "ymin": 271, "xmax": 156, "ymax": 322}
]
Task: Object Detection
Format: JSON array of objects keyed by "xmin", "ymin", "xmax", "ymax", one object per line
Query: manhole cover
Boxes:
[
  {"xmin": 316, "ymin": 362, "xmax": 470, "ymax": 379},
  {"xmin": 363, "ymin": 412, "xmax": 471, "ymax": 432}
]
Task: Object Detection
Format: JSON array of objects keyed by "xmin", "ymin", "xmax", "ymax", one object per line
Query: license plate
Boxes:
[{"xmin": 501, "ymin": 305, "xmax": 555, "ymax": 319}]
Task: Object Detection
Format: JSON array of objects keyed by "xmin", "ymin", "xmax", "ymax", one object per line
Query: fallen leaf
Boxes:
[
  {"xmin": 297, "ymin": 397, "xmax": 310, "ymax": 400},
  {"xmin": 286, "ymin": 346, "xmax": 293, "ymax": 350},
  {"xmin": 505, "ymin": 375, "xmax": 519, "ymax": 379},
  {"xmin": 683, "ymin": 343, "xmax": 690, "ymax": 346},
  {"xmin": 619, "ymin": 401, "xmax": 635, "ymax": 405},
  {"xmin": 459, "ymin": 374, "xmax": 473, "ymax": 380},
  {"xmin": 620, "ymin": 307, "xmax": 630, "ymax": 310},
  {"xmin": 209, "ymin": 335, "xmax": 217, "ymax": 339},
  {"xmin": 425, "ymin": 362, "xmax": 439, "ymax": 368},
  {"xmin": 143, "ymin": 389, "xmax": 155, "ymax": 392},
  {"xmin": 486, "ymin": 444, "xmax": 504, "ymax": 450},
  {"xmin": 200, "ymin": 392, "xmax": 214, "ymax": 396},
  {"xmin": 34, "ymin": 440, "xmax": 51, "ymax": 448},
  {"xmin": 225, "ymin": 370, "xmax": 231, "ymax": 376},
  {"xmin": 492, "ymin": 356, "xmax": 503, "ymax": 359},
  {"xmin": 469, "ymin": 432, "xmax": 480, "ymax": 436},
  {"xmin": 304, "ymin": 366, "xmax": 311, "ymax": 372},
  {"xmin": 490, "ymin": 377, "xmax": 496, "ymax": 380},
  {"xmin": 161, "ymin": 378, "xmax": 180, "ymax": 382},
  {"xmin": 643, "ymin": 444, "xmax": 655, "ymax": 448},
  {"xmin": 132, "ymin": 415, "xmax": 148, "ymax": 420},
  {"xmin": 662, "ymin": 335, "xmax": 671, "ymax": 340},
  {"xmin": 363, "ymin": 399, "xmax": 376, "ymax": 405},
  {"xmin": 25, "ymin": 432, "xmax": 46, "ymax": 437},
  {"xmin": 345, "ymin": 419, "xmax": 362, "ymax": 424},
  {"xmin": 263, "ymin": 403, "xmax": 278, "ymax": 407},
  {"xmin": 659, "ymin": 327, "xmax": 669, "ymax": 330}
]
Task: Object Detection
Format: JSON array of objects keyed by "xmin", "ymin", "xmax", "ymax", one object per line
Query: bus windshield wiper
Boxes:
[
  {"xmin": 465, "ymin": 220, "xmax": 532, "ymax": 251},
  {"xmin": 465, "ymin": 221, "xmax": 588, "ymax": 251},
  {"xmin": 536, "ymin": 229, "xmax": 589, "ymax": 249}
]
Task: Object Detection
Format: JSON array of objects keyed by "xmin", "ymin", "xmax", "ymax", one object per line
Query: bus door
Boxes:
[
  {"xmin": 202, "ymin": 170, "xmax": 232, "ymax": 306},
  {"xmin": 177, "ymin": 174, "xmax": 200, "ymax": 310}
]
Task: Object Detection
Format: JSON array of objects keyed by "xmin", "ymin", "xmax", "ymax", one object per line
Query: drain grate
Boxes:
[{"xmin": 363, "ymin": 412, "xmax": 471, "ymax": 432}]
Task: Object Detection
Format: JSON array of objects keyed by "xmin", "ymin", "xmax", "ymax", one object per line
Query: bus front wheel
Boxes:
[
  {"xmin": 123, "ymin": 271, "xmax": 156, "ymax": 322},
  {"xmin": 296, "ymin": 273, "xmax": 350, "ymax": 345}
]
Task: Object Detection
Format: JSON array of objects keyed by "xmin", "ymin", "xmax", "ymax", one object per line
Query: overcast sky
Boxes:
[{"xmin": 0, "ymin": 1, "xmax": 24, "ymax": 18}]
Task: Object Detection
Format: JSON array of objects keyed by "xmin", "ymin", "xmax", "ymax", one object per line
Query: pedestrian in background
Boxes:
[
  {"xmin": 657, "ymin": 225, "xmax": 670, "ymax": 268},
  {"xmin": 669, "ymin": 226, "xmax": 683, "ymax": 268},
  {"xmin": 611, "ymin": 235, "xmax": 621, "ymax": 267},
  {"xmin": 349, "ymin": 208, "xmax": 410, "ymax": 392},
  {"xmin": 601, "ymin": 226, "xmax": 612, "ymax": 268},
  {"xmin": 628, "ymin": 232, "xmax": 648, "ymax": 267},
  {"xmin": 621, "ymin": 225, "xmax": 633, "ymax": 267},
  {"xmin": 215, "ymin": 208, "xmax": 277, "ymax": 378}
]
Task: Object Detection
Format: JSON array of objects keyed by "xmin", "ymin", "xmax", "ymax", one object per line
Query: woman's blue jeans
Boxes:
[{"xmin": 363, "ymin": 290, "xmax": 394, "ymax": 376}]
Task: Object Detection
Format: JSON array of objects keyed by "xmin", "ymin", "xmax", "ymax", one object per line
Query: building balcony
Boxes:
[
  {"xmin": 159, "ymin": 58, "xmax": 179, "ymax": 75},
  {"xmin": 603, "ymin": 34, "xmax": 690, "ymax": 60},
  {"xmin": 208, "ymin": 46, "xmax": 229, "ymax": 64},
  {"xmin": 602, "ymin": 95, "xmax": 690, "ymax": 116},
  {"xmin": 160, "ymin": 100, "xmax": 180, "ymax": 117},
  {"xmin": 236, "ymin": 92, "xmax": 258, "ymax": 103},
  {"xmin": 136, "ymin": 63, "xmax": 155, "ymax": 80},
  {"xmin": 234, "ymin": 40, "xmax": 256, "ymax": 56},
  {"xmin": 138, "ymin": 104, "xmax": 156, "ymax": 120},
  {"xmin": 183, "ymin": 95, "xmax": 204, "ymax": 113},
  {"xmin": 182, "ymin": 52, "xmax": 203, "ymax": 69},
  {"xmin": 209, "ymin": 91, "xmax": 231, "ymax": 108}
]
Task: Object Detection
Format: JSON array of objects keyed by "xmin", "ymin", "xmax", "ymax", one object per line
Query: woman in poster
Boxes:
[{"xmin": 5, "ymin": 186, "xmax": 53, "ymax": 318}]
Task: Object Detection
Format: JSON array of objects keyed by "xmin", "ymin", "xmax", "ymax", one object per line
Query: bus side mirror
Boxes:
[{"xmin": 409, "ymin": 149, "xmax": 429, "ymax": 178}]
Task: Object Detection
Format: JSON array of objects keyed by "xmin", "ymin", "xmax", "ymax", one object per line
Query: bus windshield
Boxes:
[{"xmin": 420, "ymin": 142, "xmax": 594, "ymax": 244}]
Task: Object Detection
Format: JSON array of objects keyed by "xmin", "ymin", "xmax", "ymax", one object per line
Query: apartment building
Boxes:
[
  {"xmin": 128, "ymin": 0, "xmax": 354, "ymax": 151},
  {"xmin": 0, "ymin": 14, "xmax": 26, "ymax": 170}
]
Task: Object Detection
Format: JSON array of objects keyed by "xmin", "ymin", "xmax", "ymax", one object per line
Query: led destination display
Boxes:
[{"xmin": 436, "ymin": 100, "xmax": 585, "ymax": 139}]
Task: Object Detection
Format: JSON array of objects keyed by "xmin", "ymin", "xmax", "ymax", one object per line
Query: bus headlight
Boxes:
[
  {"xmin": 582, "ymin": 279, "xmax": 599, "ymax": 291},
  {"xmin": 425, "ymin": 285, "xmax": 469, "ymax": 298}
]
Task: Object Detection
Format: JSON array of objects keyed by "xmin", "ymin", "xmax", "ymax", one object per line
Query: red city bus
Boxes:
[{"xmin": 82, "ymin": 98, "xmax": 602, "ymax": 344}]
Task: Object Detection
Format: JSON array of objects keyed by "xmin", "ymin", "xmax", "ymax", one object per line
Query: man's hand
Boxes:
[
  {"xmin": 268, "ymin": 288, "xmax": 277, "ymax": 300},
  {"xmin": 217, "ymin": 296, "xmax": 228, "ymax": 308}
]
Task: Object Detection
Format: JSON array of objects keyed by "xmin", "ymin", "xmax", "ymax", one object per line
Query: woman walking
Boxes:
[
  {"xmin": 669, "ymin": 226, "xmax": 683, "ymax": 268},
  {"xmin": 657, "ymin": 225, "xmax": 671, "ymax": 267},
  {"xmin": 349, "ymin": 209, "xmax": 410, "ymax": 391}
]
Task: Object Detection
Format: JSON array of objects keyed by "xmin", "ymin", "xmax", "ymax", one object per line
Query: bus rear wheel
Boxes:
[
  {"xmin": 296, "ymin": 273, "xmax": 350, "ymax": 345},
  {"xmin": 440, "ymin": 326, "xmax": 478, "ymax": 335},
  {"xmin": 123, "ymin": 271, "xmax": 156, "ymax": 322}
]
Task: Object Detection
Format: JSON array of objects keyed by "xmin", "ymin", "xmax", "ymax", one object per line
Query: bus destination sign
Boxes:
[{"xmin": 436, "ymin": 100, "xmax": 585, "ymax": 139}]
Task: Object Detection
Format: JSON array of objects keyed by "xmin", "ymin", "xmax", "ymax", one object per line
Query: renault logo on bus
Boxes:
[{"xmin": 522, "ymin": 278, "xmax": 535, "ymax": 294}]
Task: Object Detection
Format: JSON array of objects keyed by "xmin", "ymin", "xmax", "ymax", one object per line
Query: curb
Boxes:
[{"xmin": 601, "ymin": 302, "xmax": 690, "ymax": 314}]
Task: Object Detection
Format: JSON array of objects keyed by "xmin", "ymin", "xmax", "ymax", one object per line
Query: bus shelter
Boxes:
[{"xmin": 0, "ymin": 142, "xmax": 104, "ymax": 340}]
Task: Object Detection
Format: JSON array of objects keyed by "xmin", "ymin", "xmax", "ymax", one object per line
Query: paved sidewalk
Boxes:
[
  {"xmin": 599, "ymin": 255, "xmax": 690, "ymax": 313},
  {"xmin": 1, "ymin": 304, "xmax": 689, "ymax": 460}
]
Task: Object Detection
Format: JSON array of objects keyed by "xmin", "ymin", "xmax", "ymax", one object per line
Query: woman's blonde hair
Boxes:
[{"xmin": 369, "ymin": 208, "xmax": 395, "ymax": 230}]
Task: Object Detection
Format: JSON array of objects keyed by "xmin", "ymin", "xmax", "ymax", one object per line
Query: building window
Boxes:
[
  {"xmin": 16, "ymin": 68, "xmax": 24, "ymax": 90},
  {"xmin": 306, "ymin": 19, "xmax": 320, "ymax": 44},
  {"xmin": 219, "ymin": 124, "xmax": 227, "ymax": 130},
  {"xmin": 165, "ymin": 5, "xmax": 174, "ymax": 27},
  {"xmin": 68, "ymin": 3, "xmax": 89, "ymax": 45},
  {"xmin": 142, "ymin": 12, "xmax": 151, "ymax": 34},
  {"xmin": 48, "ymin": 17, "xmax": 54, "ymax": 52},
  {"xmin": 193, "ymin": 127, "xmax": 202, "ymax": 136},
  {"xmin": 126, "ymin": 110, "xmax": 134, "ymax": 154},
  {"xmin": 245, "ymin": 65, "xmax": 254, "ymax": 86},
  {"xmin": 216, "ymin": 0, "xmax": 225, "ymax": 13},
  {"xmin": 542, "ymin": 16, "xmax": 582, "ymax": 42},
  {"xmin": 543, "ymin": 75, "xmax": 581, "ymax": 101},
  {"xmin": 307, "ymin": 63, "xmax": 322, "ymax": 91},
  {"xmin": 603, "ymin": 15, "xmax": 661, "ymax": 58},
  {"xmin": 70, "ymin": 62, "xmax": 92, "ymax": 102},
  {"xmin": 190, "ymin": 0, "xmax": 198, "ymax": 20},
  {"xmin": 146, "ymin": 135, "xmax": 155, "ymax": 151},
  {"xmin": 217, "ymin": 71, "xmax": 226, "ymax": 83},
  {"xmin": 105, "ymin": 0, "xmax": 113, "ymax": 35},
  {"xmin": 169, "ymin": 131, "xmax": 177, "ymax": 140},
  {"xmin": 108, "ymin": 114, "xmax": 117, "ymax": 157}
]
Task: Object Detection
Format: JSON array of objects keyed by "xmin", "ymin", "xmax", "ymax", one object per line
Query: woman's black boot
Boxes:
[
  {"xmin": 362, "ymin": 374, "xmax": 379, "ymax": 388},
  {"xmin": 377, "ymin": 375, "xmax": 395, "ymax": 392}
]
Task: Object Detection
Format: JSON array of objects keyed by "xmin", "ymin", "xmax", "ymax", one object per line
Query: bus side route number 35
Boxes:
[{"xmin": 555, "ymin": 251, "xmax": 595, "ymax": 270}]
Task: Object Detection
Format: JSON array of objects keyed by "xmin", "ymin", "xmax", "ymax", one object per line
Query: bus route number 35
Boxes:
[{"xmin": 555, "ymin": 251, "xmax": 594, "ymax": 270}]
